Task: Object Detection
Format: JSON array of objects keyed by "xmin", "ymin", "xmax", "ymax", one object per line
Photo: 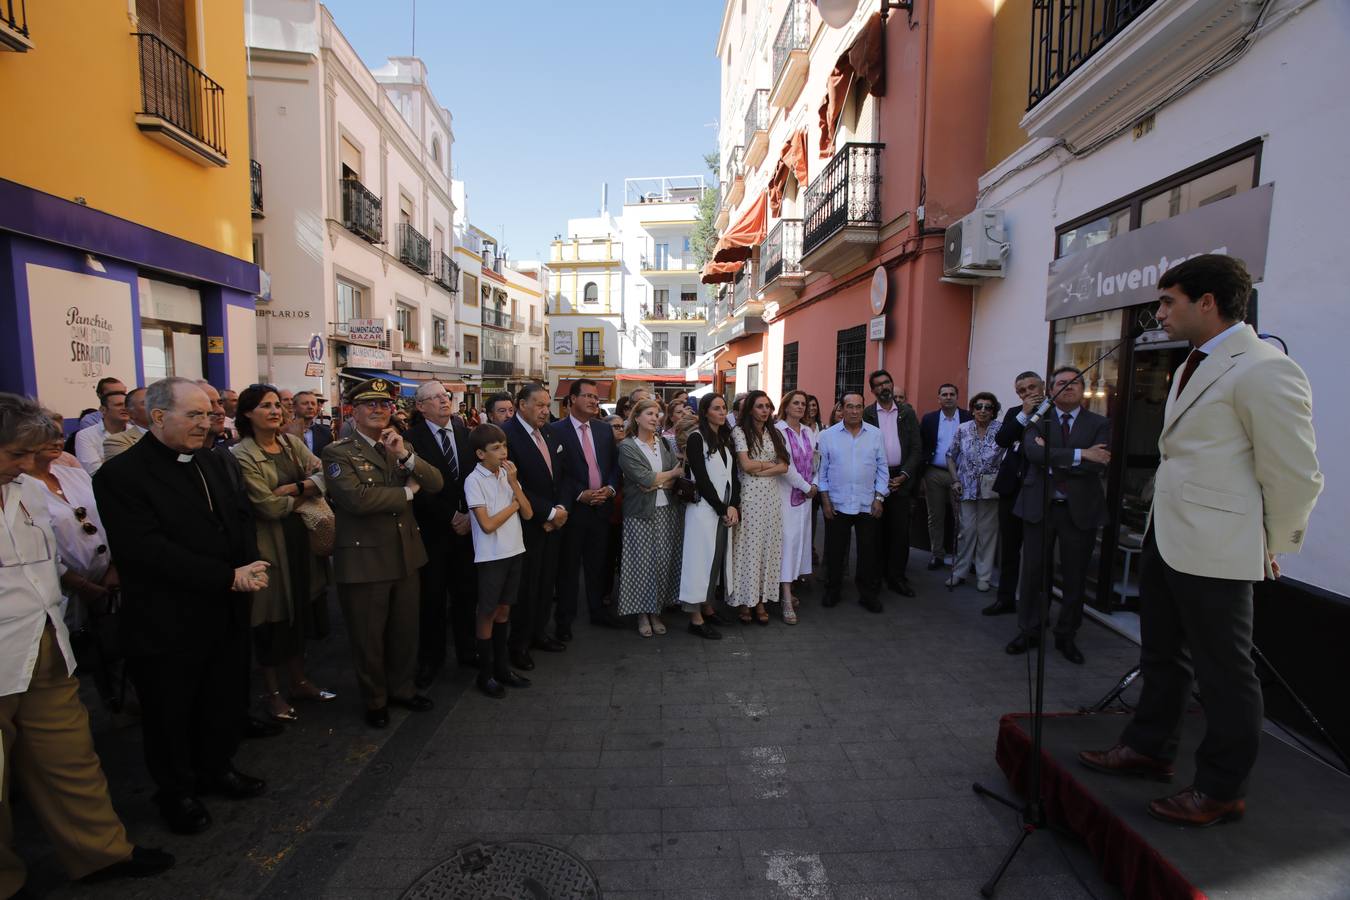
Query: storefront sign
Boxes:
[
  {"xmin": 347, "ymin": 318, "xmax": 386, "ymax": 343},
  {"xmin": 27, "ymin": 265, "xmax": 135, "ymax": 418},
  {"xmin": 346, "ymin": 345, "xmax": 392, "ymax": 369},
  {"xmin": 1045, "ymin": 184, "xmax": 1273, "ymax": 321}
]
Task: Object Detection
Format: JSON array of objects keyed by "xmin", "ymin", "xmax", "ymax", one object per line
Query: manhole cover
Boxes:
[{"xmin": 401, "ymin": 841, "xmax": 601, "ymax": 899}]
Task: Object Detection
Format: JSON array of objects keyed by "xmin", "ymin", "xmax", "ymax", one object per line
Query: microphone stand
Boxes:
[{"xmin": 972, "ymin": 331, "xmax": 1134, "ymax": 898}]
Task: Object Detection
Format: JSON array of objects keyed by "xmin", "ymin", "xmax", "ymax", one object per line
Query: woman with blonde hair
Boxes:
[{"xmin": 616, "ymin": 398, "xmax": 685, "ymax": 637}]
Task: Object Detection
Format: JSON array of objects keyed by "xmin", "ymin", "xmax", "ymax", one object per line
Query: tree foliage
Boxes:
[{"xmin": 691, "ymin": 151, "xmax": 721, "ymax": 270}]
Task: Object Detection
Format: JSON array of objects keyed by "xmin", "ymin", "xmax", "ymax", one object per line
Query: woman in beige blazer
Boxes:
[{"xmin": 232, "ymin": 384, "xmax": 334, "ymax": 722}]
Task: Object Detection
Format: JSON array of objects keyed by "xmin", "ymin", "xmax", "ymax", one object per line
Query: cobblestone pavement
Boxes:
[{"xmin": 20, "ymin": 553, "xmax": 1135, "ymax": 899}]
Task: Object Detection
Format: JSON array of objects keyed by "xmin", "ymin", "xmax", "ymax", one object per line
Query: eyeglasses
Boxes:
[
  {"xmin": 972, "ymin": 403, "xmax": 995, "ymax": 411},
  {"xmin": 359, "ymin": 399, "xmax": 395, "ymax": 408},
  {"xmin": 73, "ymin": 507, "xmax": 99, "ymax": 535}
]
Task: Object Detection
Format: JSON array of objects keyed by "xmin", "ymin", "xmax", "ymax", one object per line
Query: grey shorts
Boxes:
[{"xmin": 476, "ymin": 554, "xmax": 523, "ymax": 617}]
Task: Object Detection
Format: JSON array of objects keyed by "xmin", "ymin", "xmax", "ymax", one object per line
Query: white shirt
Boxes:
[
  {"xmin": 1197, "ymin": 321, "xmax": 1248, "ymax": 355},
  {"xmin": 73, "ymin": 421, "xmax": 108, "ymax": 474},
  {"xmin": 423, "ymin": 417, "xmax": 462, "ymax": 469},
  {"xmin": 35, "ymin": 466, "xmax": 110, "ymax": 588},
  {"xmin": 933, "ymin": 410, "xmax": 961, "ymax": 465},
  {"xmin": 0, "ymin": 476, "xmax": 77, "ymax": 697},
  {"xmin": 464, "ymin": 463, "xmax": 525, "ymax": 562},
  {"xmin": 634, "ymin": 436, "xmax": 669, "ymax": 508}
]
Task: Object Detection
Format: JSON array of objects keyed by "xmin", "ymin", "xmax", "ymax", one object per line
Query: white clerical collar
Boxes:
[{"xmin": 177, "ymin": 453, "xmax": 195, "ymax": 463}]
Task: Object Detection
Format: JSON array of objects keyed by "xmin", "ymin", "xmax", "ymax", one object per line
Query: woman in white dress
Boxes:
[
  {"xmin": 732, "ymin": 391, "xmax": 788, "ymax": 625},
  {"xmin": 775, "ymin": 391, "xmax": 816, "ymax": 620},
  {"xmin": 678, "ymin": 395, "xmax": 740, "ymax": 639}
]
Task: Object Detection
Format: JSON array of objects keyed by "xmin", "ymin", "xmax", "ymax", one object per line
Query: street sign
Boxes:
[
  {"xmin": 308, "ymin": 334, "xmax": 325, "ymax": 363},
  {"xmin": 304, "ymin": 362, "xmax": 325, "ymax": 377},
  {"xmin": 207, "ymin": 336, "xmax": 224, "ymax": 354},
  {"xmin": 347, "ymin": 318, "xmax": 385, "ymax": 344},
  {"xmin": 869, "ymin": 266, "xmax": 888, "ymax": 315},
  {"xmin": 869, "ymin": 315, "xmax": 886, "ymax": 340}
]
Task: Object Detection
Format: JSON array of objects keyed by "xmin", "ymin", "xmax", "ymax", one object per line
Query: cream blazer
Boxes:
[{"xmin": 1150, "ymin": 325, "xmax": 1322, "ymax": 581}]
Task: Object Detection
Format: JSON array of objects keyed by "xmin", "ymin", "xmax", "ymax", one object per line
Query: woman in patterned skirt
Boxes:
[
  {"xmin": 732, "ymin": 391, "xmax": 788, "ymax": 625},
  {"xmin": 616, "ymin": 399, "xmax": 686, "ymax": 637}
]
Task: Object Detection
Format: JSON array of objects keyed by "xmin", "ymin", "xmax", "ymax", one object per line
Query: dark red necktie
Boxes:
[{"xmin": 1176, "ymin": 349, "xmax": 1208, "ymax": 396}]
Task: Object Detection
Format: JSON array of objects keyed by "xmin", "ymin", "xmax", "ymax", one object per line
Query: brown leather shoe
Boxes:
[
  {"xmin": 1148, "ymin": 786, "xmax": 1245, "ymax": 827},
  {"xmin": 1078, "ymin": 744, "xmax": 1175, "ymax": 781}
]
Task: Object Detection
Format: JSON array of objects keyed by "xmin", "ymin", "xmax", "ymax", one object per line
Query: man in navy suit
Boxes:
[
  {"xmin": 291, "ymin": 391, "xmax": 333, "ymax": 456},
  {"xmin": 546, "ymin": 378, "xmax": 622, "ymax": 638},
  {"xmin": 985, "ymin": 371, "xmax": 1044, "ymax": 616},
  {"xmin": 406, "ymin": 381, "xmax": 476, "ymax": 687},
  {"xmin": 919, "ymin": 383, "xmax": 972, "ymax": 568},
  {"xmin": 502, "ymin": 383, "xmax": 570, "ymax": 671}
]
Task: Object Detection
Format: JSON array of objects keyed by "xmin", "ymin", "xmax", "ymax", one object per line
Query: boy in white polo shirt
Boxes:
[{"xmin": 464, "ymin": 423, "xmax": 534, "ymax": 698}]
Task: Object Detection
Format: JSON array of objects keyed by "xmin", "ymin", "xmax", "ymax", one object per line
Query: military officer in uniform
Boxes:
[{"xmin": 322, "ymin": 378, "xmax": 443, "ymax": 728}]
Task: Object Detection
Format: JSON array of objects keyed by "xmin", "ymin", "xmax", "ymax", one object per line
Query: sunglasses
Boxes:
[
  {"xmin": 73, "ymin": 507, "xmax": 98, "ymax": 535},
  {"xmin": 972, "ymin": 403, "xmax": 996, "ymax": 411}
]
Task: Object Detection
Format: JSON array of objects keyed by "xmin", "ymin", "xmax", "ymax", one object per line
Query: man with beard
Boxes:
[{"xmin": 862, "ymin": 370, "xmax": 922, "ymax": 597}]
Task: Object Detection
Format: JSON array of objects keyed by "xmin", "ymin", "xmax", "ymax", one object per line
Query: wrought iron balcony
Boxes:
[
  {"xmin": 132, "ymin": 32, "xmax": 227, "ymax": 165},
  {"xmin": 802, "ymin": 143, "xmax": 883, "ymax": 274},
  {"xmin": 577, "ymin": 353, "xmax": 604, "ymax": 368},
  {"xmin": 770, "ymin": 0, "xmax": 811, "ymax": 108},
  {"xmin": 397, "ymin": 223, "xmax": 431, "ymax": 274},
  {"xmin": 743, "ymin": 89, "xmax": 769, "ymax": 168},
  {"xmin": 435, "ymin": 251, "xmax": 459, "ymax": 291},
  {"xmin": 341, "ymin": 178, "xmax": 382, "ymax": 243},
  {"xmin": 726, "ymin": 146, "xmax": 745, "ymax": 208},
  {"xmin": 1028, "ymin": 0, "xmax": 1158, "ymax": 110},
  {"xmin": 529, "ymin": 322, "xmax": 543, "ymax": 336},
  {"xmin": 732, "ymin": 260, "xmax": 755, "ymax": 312},
  {"xmin": 250, "ymin": 159, "xmax": 263, "ymax": 217},
  {"xmin": 511, "ymin": 318, "xmax": 525, "ymax": 333},
  {"xmin": 725, "ymin": 145, "xmax": 743, "ymax": 183},
  {"xmin": 482, "ymin": 359, "xmax": 514, "ymax": 377},
  {"xmin": 762, "ymin": 219, "xmax": 804, "ymax": 286},
  {"xmin": 2, "ymin": 0, "xmax": 32, "ymax": 51},
  {"xmin": 481, "ymin": 307, "xmax": 512, "ymax": 329}
]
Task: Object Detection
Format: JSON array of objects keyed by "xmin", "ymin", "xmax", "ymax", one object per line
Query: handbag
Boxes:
[
  {"xmin": 672, "ymin": 476, "xmax": 699, "ymax": 504},
  {"xmin": 979, "ymin": 472, "xmax": 999, "ymax": 501},
  {"xmin": 283, "ymin": 435, "xmax": 335, "ymax": 557}
]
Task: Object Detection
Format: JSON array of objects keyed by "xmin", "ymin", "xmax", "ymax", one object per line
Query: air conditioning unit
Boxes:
[
  {"xmin": 391, "ymin": 329, "xmax": 405, "ymax": 351},
  {"xmin": 943, "ymin": 209, "xmax": 1008, "ymax": 278}
]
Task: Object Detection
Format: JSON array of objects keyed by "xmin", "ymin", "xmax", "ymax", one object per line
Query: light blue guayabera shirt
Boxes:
[{"xmin": 815, "ymin": 420, "xmax": 889, "ymax": 515}]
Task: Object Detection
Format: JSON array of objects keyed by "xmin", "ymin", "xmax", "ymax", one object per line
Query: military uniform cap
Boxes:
[{"xmin": 345, "ymin": 376, "xmax": 396, "ymax": 404}]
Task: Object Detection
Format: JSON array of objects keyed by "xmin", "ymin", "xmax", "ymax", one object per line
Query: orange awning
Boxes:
[
  {"xmin": 818, "ymin": 12, "xmax": 886, "ymax": 158},
  {"xmin": 769, "ymin": 130, "xmax": 809, "ymax": 217},
  {"xmin": 700, "ymin": 260, "xmax": 744, "ymax": 284},
  {"xmin": 712, "ymin": 191, "xmax": 768, "ymax": 263}
]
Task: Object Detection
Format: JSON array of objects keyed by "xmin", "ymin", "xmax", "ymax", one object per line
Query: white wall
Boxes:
[{"xmin": 969, "ymin": 0, "xmax": 1350, "ymax": 592}]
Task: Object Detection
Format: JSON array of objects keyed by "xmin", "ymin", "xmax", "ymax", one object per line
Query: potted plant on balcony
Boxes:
[
  {"xmin": 432, "ymin": 343, "xmax": 450, "ymax": 356},
  {"xmin": 403, "ymin": 340, "xmax": 419, "ymax": 351}
]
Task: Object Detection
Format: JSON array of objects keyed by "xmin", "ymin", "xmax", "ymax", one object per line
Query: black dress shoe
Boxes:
[
  {"xmin": 476, "ymin": 675, "xmax": 506, "ymax": 699},
  {"xmin": 390, "ymin": 694, "xmax": 435, "ymax": 712},
  {"xmin": 981, "ymin": 600, "xmax": 1016, "ymax": 616},
  {"xmin": 858, "ymin": 597, "xmax": 884, "ymax": 614},
  {"xmin": 1005, "ymin": 634, "xmax": 1040, "ymax": 655},
  {"xmin": 822, "ymin": 594, "xmax": 840, "ymax": 608},
  {"xmin": 201, "ymin": 768, "xmax": 266, "ymax": 799},
  {"xmin": 499, "ymin": 671, "xmax": 532, "ymax": 688},
  {"xmin": 510, "ymin": 649, "xmax": 535, "ymax": 671},
  {"xmin": 888, "ymin": 579, "xmax": 916, "ymax": 597},
  {"xmin": 241, "ymin": 716, "xmax": 283, "ymax": 740},
  {"xmin": 532, "ymin": 636, "xmax": 566, "ymax": 652},
  {"xmin": 688, "ymin": 622, "xmax": 723, "ymax": 640},
  {"xmin": 556, "ymin": 628, "xmax": 574, "ymax": 642},
  {"xmin": 703, "ymin": 609, "xmax": 730, "ymax": 626},
  {"xmin": 366, "ymin": 706, "xmax": 390, "ymax": 729},
  {"xmin": 927, "ymin": 557, "xmax": 946, "ymax": 570},
  {"xmin": 156, "ymin": 795, "xmax": 211, "ymax": 835},
  {"xmin": 414, "ymin": 662, "xmax": 440, "ymax": 689},
  {"xmin": 83, "ymin": 846, "xmax": 176, "ymax": 881},
  {"xmin": 1055, "ymin": 636, "xmax": 1085, "ymax": 665}
]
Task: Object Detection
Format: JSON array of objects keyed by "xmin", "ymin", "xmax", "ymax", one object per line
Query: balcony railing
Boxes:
[
  {"xmin": 803, "ymin": 143, "xmax": 883, "ymax": 257},
  {"xmin": 762, "ymin": 219, "xmax": 803, "ymax": 284},
  {"xmin": 529, "ymin": 322, "xmax": 543, "ymax": 336},
  {"xmin": 341, "ymin": 178, "xmax": 382, "ymax": 243},
  {"xmin": 250, "ymin": 159, "xmax": 263, "ymax": 217},
  {"xmin": 511, "ymin": 318, "xmax": 525, "ymax": 333},
  {"xmin": 482, "ymin": 307, "xmax": 512, "ymax": 329},
  {"xmin": 772, "ymin": 0, "xmax": 811, "ymax": 87},
  {"xmin": 1028, "ymin": 0, "xmax": 1158, "ymax": 110},
  {"xmin": 397, "ymin": 223, "xmax": 431, "ymax": 274},
  {"xmin": 133, "ymin": 32, "xmax": 227, "ymax": 160},
  {"xmin": 482, "ymin": 359, "xmax": 514, "ymax": 377},
  {"xmin": 725, "ymin": 145, "xmax": 743, "ymax": 183},
  {"xmin": 435, "ymin": 251, "xmax": 459, "ymax": 291},
  {"xmin": 743, "ymin": 89, "xmax": 769, "ymax": 149},
  {"xmin": 2, "ymin": 1, "xmax": 32, "ymax": 51},
  {"xmin": 732, "ymin": 260, "xmax": 755, "ymax": 312},
  {"xmin": 577, "ymin": 353, "xmax": 604, "ymax": 367}
]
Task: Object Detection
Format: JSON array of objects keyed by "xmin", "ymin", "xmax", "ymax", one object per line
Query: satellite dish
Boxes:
[
  {"xmin": 816, "ymin": 0, "xmax": 858, "ymax": 29},
  {"xmin": 870, "ymin": 266, "xmax": 888, "ymax": 315}
]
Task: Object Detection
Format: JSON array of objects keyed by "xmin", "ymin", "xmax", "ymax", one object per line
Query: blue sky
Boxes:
[{"xmin": 323, "ymin": 0, "xmax": 725, "ymax": 263}]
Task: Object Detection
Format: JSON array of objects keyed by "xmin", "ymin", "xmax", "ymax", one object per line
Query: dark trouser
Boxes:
[
  {"xmin": 877, "ymin": 471, "xmax": 912, "ymax": 586},
  {"xmin": 996, "ymin": 490, "xmax": 1023, "ymax": 605},
  {"xmin": 824, "ymin": 512, "xmax": 879, "ymax": 603},
  {"xmin": 1017, "ymin": 502, "xmax": 1095, "ymax": 639},
  {"xmin": 1120, "ymin": 534, "xmax": 1261, "ymax": 801},
  {"xmin": 338, "ymin": 573, "xmax": 421, "ymax": 709},
  {"xmin": 511, "ymin": 523, "xmax": 562, "ymax": 650},
  {"xmin": 126, "ymin": 624, "xmax": 249, "ymax": 798},
  {"xmin": 555, "ymin": 501, "xmax": 612, "ymax": 627},
  {"xmin": 417, "ymin": 530, "xmax": 478, "ymax": 668}
]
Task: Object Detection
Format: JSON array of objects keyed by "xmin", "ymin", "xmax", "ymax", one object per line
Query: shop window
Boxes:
[
  {"xmin": 138, "ymin": 277, "xmax": 203, "ymax": 382},
  {"xmin": 1140, "ymin": 156, "xmax": 1257, "ymax": 227},
  {"xmin": 782, "ymin": 341, "xmax": 799, "ymax": 393},
  {"xmin": 1057, "ymin": 208, "xmax": 1129, "ymax": 258}
]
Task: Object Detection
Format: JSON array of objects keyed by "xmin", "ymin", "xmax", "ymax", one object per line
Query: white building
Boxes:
[
  {"xmin": 246, "ymin": 0, "xmax": 463, "ymax": 405},
  {"xmin": 548, "ymin": 177, "xmax": 714, "ymax": 402},
  {"xmin": 968, "ymin": 0, "xmax": 1348, "ymax": 618}
]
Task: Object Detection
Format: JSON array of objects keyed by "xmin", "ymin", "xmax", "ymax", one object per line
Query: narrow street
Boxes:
[{"xmin": 26, "ymin": 563, "xmax": 1129, "ymax": 898}]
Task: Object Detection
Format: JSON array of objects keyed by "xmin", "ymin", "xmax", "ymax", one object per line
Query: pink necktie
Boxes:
[
  {"xmin": 580, "ymin": 422, "xmax": 602, "ymax": 491},
  {"xmin": 532, "ymin": 428, "xmax": 552, "ymax": 475}
]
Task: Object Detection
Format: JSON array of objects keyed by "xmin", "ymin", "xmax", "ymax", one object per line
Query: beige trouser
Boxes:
[
  {"xmin": 922, "ymin": 466, "xmax": 955, "ymax": 558},
  {"xmin": 952, "ymin": 498, "xmax": 1000, "ymax": 585},
  {"xmin": 1, "ymin": 624, "xmax": 134, "ymax": 895},
  {"xmin": 338, "ymin": 572, "xmax": 420, "ymax": 709}
]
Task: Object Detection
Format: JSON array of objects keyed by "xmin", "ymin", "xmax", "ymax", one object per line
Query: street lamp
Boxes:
[{"xmin": 815, "ymin": 0, "xmax": 913, "ymax": 27}]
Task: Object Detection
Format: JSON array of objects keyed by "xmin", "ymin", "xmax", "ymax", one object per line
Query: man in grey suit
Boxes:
[{"xmin": 1006, "ymin": 366, "xmax": 1111, "ymax": 664}]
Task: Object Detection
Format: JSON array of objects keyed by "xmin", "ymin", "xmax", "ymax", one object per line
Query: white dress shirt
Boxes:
[
  {"xmin": 1197, "ymin": 321, "xmax": 1248, "ymax": 355},
  {"xmin": 0, "ymin": 476, "xmax": 76, "ymax": 697},
  {"xmin": 423, "ymin": 417, "xmax": 461, "ymax": 467},
  {"xmin": 73, "ymin": 421, "xmax": 108, "ymax": 474}
]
